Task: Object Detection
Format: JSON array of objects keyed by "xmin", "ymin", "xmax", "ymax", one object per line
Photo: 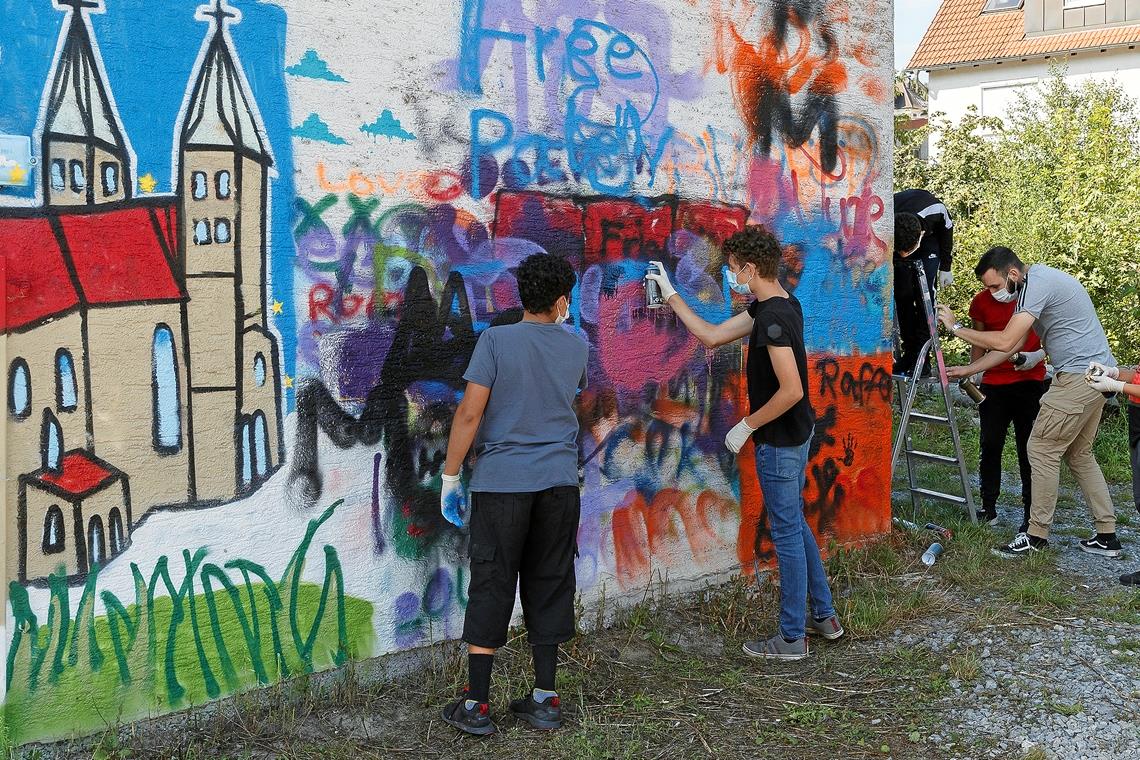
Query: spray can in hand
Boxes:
[
  {"xmin": 645, "ymin": 263, "xmax": 666, "ymax": 309},
  {"xmin": 1011, "ymin": 352, "xmax": 1027, "ymax": 368},
  {"xmin": 959, "ymin": 378, "xmax": 985, "ymax": 405}
]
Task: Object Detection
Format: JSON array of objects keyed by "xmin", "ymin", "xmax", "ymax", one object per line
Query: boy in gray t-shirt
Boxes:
[
  {"xmin": 940, "ymin": 247, "xmax": 1120, "ymax": 560},
  {"xmin": 438, "ymin": 253, "xmax": 588, "ymax": 737}
]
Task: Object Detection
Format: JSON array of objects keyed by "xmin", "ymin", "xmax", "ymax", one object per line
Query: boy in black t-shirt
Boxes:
[{"xmin": 646, "ymin": 225, "xmax": 842, "ymax": 660}]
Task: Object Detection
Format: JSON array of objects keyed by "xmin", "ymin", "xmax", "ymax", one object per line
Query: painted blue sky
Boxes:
[
  {"xmin": 896, "ymin": 0, "xmax": 943, "ymax": 70},
  {"xmin": 0, "ymin": 0, "xmax": 299, "ymax": 406}
]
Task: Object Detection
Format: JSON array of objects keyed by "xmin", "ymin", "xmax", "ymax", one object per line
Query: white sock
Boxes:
[
  {"xmin": 464, "ymin": 699, "xmax": 478, "ymax": 710},
  {"xmin": 532, "ymin": 687, "xmax": 558, "ymax": 703}
]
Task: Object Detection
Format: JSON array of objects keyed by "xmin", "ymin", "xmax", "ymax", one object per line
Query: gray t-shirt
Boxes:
[
  {"xmin": 1016, "ymin": 263, "xmax": 1115, "ymax": 374},
  {"xmin": 463, "ymin": 321, "xmax": 589, "ymax": 492}
]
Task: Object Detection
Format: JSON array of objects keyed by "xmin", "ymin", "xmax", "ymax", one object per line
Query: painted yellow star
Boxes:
[
  {"xmin": 139, "ymin": 173, "xmax": 157, "ymax": 193},
  {"xmin": 283, "ymin": 375, "xmax": 294, "ymax": 389},
  {"xmin": 8, "ymin": 164, "xmax": 26, "ymax": 184},
  {"xmin": 271, "ymin": 300, "xmax": 284, "ymax": 315}
]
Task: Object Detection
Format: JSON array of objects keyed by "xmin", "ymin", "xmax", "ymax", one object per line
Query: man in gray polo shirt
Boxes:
[{"xmin": 939, "ymin": 246, "xmax": 1121, "ymax": 559}]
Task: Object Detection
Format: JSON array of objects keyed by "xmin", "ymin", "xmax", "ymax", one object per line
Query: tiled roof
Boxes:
[
  {"xmin": 908, "ymin": 0, "xmax": 1140, "ymax": 69},
  {"xmin": 1, "ymin": 201, "xmax": 185, "ymax": 332}
]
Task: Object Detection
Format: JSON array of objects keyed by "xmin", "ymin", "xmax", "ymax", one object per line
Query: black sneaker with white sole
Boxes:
[
  {"xmin": 975, "ymin": 509, "xmax": 998, "ymax": 527},
  {"xmin": 992, "ymin": 533, "xmax": 1047, "ymax": 559},
  {"xmin": 1121, "ymin": 570, "xmax": 1140, "ymax": 586},
  {"xmin": 1079, "ymin": 533, "xmax": 1123, "ymax": 558}
]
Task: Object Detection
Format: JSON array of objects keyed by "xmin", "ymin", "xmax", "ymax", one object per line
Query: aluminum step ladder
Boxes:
[{"xmin": 890, "ymin": 260, "xmax": 977, "ymax": 523}]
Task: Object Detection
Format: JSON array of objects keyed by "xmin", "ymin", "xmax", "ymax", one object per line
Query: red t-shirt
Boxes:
[
  {"xmin": 968, "ymin": 290, "xmax": 1046, "ymax": 385},
  {"xmin": 1129, "ymin": 368, "xmax": 1140, "ymax": 405}
]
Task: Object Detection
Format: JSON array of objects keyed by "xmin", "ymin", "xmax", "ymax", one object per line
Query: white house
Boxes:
[{"xmin": 908, "ymin": 0, "xmax": 1140, "ymax": 157}]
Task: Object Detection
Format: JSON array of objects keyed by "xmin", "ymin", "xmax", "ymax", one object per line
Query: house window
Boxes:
[
  {"xmin": 42, "ymin": 505, "xmax": 65, "ymax": 554},
  {"xmin": 50, "ymin": 159, "xmax": 65, "ymax": 192},
  {"xmin": 253, "ymin": 352, "xmax": 267, "ymax": 386},
  {"xmin": 214, "ymin": 218, "xmax": 232, "ymax": 244},
  {"xmin": 41, "ymin": 409, "xmax": 63, "ymax": 472},
  {"xmin": 152, "ymin": 324, "xmax": 182, "ymax": 453},
  {"xmin": 109, "ymin": 508, "xmax": 125, "ymax": 555},
  {"xmin": 69, "ymin": 159, "xmax": 86, "ymax": 192},
  {"xmin": 56, "ymin": 349, "xmax": 77, "ymax": 412},
  {"xmin": 192, "ymin": 171, "xmax": 208, "ymax": 200},
  {"xmin": 982, "ymin": 0, "xmax": 1021, "ymax": 11},
  {"xmin": 9, "ymin": 358, "xmax": 31, "ymax": 419},
  {"xmin": 101, "ymin": 162, "xmax": 119, "ymax": 197},
  {"xmin": 87, "ymin": 515, "xmax": 106, "ymax": 568},
  {"xmin": 193, "ymin": 218, "xmax": 211, "ymax": 245},
  {"xmin": 216, "ymin": 170, "xmax": 231, "ymax": 199}
]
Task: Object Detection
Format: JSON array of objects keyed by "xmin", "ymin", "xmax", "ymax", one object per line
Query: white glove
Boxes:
[
  {"xmin": 1015, "ymin": 349, "xmax": 1045, "ymax": 371},
  {"xmin": 645, "ymin": 260, "xmax": 678, "ymax": 302},
  {"xmin": 938, "ymin": 270, "xmax": 954, "ymax": 288},
  {"xmin": 1087, "ymin": 374, "xmax": 1125, "ymax": 394},
  {"xmin": 440, "ymin": 472, "xmax": 467, "ymax": 527},
  {"xmin": 1088, "ymin": 362, "xmax": 1119, "ymax": 379},
  {"xmin": 725, "ymin": 418, "xmax": 757, "ymax": 454}
]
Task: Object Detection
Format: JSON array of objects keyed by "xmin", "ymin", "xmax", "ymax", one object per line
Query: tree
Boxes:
[{"xmin": 895, "ymin": 71, "xmax": 1140, "ymax": 363}]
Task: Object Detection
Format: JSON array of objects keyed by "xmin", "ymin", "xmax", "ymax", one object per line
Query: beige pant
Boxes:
[{"xmin": 1026, "ymin": 372, "xmax": 1115, "ymax": 539}]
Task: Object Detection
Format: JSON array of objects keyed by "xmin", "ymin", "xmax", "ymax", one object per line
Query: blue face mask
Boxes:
[{"xmin": 726, "ymin": 265, "xmax": 753, "ymax": 295}]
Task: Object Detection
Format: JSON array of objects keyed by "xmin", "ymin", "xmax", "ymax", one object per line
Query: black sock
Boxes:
[
  {"xmin": 467, "ymin": 653, "xmax": 493, "ymax": 704},
  {"xmin": 532, "ymin": 644, "xmax": 557, "ymax": 692}
]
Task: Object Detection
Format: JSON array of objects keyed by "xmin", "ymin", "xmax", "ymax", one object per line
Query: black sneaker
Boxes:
[
  {"xmin": 1079, "ymin": 534, "xmax": 1123, "ymax": 558},
  {"xmin": 442, "ymin": 696, "xmax": 497, "ymax": 736},
  {"xmin": 992, "ymin": 533, "xmax": 1047, "ymax": 559},
  {"xmin": 975, "ymin": 509, "xmax": 998, "ymax": 526},
  {"xmin": 1121, "ymin": 570, "xmax": 1140, "ymax": 586},
  {"xmin": 510, "ymin": 692, "xmax": 562, "ymax": 730}
]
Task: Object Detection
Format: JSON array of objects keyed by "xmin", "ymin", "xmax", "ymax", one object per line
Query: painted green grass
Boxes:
[{"xmin": 4, "ymin": 502, "xmax": 374, "ymax": 746}]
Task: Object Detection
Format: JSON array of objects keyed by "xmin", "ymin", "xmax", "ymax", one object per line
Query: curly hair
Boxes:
[
  {"xmin": 517, "ymin": 253, "xmax": 576, "ymax": 314},
  {"xmin": 895, "ymin": 212, "xmax": 923, "ymax": 254},
  {"xmin": 723, "ymin": 225, "xmax": 782, "ymax": 279}
]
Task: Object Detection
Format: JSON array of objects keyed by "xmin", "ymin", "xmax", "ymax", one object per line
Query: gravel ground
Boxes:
[{"xmin": 893, "ymin": 483, "xmax": 1140, "ymax": 760}]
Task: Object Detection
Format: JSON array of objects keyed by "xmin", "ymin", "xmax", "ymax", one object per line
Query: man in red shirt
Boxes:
[{"xmin": 965, "ymin": 261, "xmax": 1048, "ymax": 532}]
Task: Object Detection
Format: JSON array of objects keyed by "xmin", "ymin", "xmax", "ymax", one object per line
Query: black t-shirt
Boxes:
[{"xmin": 746, "ymin": 295, "xmax": 815, "ymax": 447}]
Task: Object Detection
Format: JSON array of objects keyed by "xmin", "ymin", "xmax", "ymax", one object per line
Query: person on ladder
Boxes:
[{"xmin": 893, "ymin": 189, "xmax": 955, "ymax": 378}]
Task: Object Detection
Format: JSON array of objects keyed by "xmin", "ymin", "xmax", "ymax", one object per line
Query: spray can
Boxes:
[
  {"xmin": 925, "ymin": 522, "xmax": 954, "ymax": 541},
  {"xmin": 645, "ymin": 263, "xmax": 665, "ymax": 309},
  {"xmin": 959, "ymin": 378, "xmax": 985, "ymax": 405},
  {"xmin": 921, "ymin": 542, "xmax": 943, "ymax": 566},
  {"xmin": 1011, "ymin": 352, "xmax": 1026, "ymax": 368}
]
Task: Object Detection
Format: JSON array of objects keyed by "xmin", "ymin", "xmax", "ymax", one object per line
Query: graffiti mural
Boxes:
[{"xmin": 1, "ymin": 0, "xmax": 894, "ymax": 746}]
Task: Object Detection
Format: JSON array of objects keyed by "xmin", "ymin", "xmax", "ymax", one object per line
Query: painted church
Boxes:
[{"xmin": 1, "ymin": 0, "xmax": 283, "ymax": 584}]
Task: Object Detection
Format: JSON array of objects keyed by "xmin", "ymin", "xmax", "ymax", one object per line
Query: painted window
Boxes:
[
  {"xmin": 152, "ymin": 325, "xmax": 182, "ymax": 453},
  {"xmin": 193, "ymin": 218, "xmax": 211, "ymax": 245},
  {"xmin": 9, "ymin": 358, "xmax": 31, "ymax": 419},
  {"xmin": 240, "ymin": 419, "xmax": 253, "ymax": 488},
  {"xmin": 192, "ymin": 171, "xmax": 208, "ymax": 200},
  {"xmin": 88, "ymin": 515, "xmax": 106, "ymax": 568},
  {"xmin": 43, "ymin": 505, "xmax": 65, "ymax": 554},
  {"xmin": 56, "ymin": 349, "xmax": 77, "ymax": 412},
  {"xmin": 982, "ymin": 0, "xmax": 1021, "ymax": 11},
  {"xmin": 69, "ymin": 159, "xmax": 85, "ymax": 192},
  {"xmin": 214, "ymin": 218, "xmax": 232, "ymax": 244},
  {"xmin": 42, "ymin": 409, "xmax": 63, "ymax": 472},
  {"xmin": 254, "ymin": 411, "xmax": 270, "ymax": 478},
  {"xmin": 109, "ymin": 509, "xmax": 125, "ymax": 555},
  {"xmin": 216, "ymin": 170, "xmax": 232, "ymax": 199},
  {"xmin": 50, "ymin": 159, "xmax": 66, "ymax": 192},
  {"xmin": 101, "ymin": 162, "xmax": 119, "ymax": 197},
  {"xmin": 253, "ymin": 352, "xmax": 267, "ymax": 386}
]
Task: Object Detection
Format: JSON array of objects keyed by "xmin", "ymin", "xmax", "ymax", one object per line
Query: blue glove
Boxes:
[{"xmin": 440, "ymin": 472, "xmax": 467, "ymax": 527}]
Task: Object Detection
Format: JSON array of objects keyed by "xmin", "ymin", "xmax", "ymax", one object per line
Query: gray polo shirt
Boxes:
[{"xmin": 1016, "ymin": 263, "xmax": 1115, "ymax": 375}]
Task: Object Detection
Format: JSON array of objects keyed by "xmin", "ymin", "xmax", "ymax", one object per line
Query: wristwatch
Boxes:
[{"xmin": 951, "ymin": 321, "xmax": 964, "ymax": 336}]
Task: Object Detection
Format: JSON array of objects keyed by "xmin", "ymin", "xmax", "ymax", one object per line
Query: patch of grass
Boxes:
[
  {"xmin": 1116, "ymin": 638, "xmax": 1140, "ymax": 651},
  {"xmin": 784, "ymin": 702, "xmax": 835, "ymax": 726},
  {"xmin": 948, "ymin": 648, "xmax": 981, "ymax": 682},
  {"xmin": 1094, "ymin": 406, "xmax": 1132, "ymax": 485},
  {"xmin": 1046, "ymin": 699, "xmax": 1083, "ymax": 716},
  {"xmin": 1004, "ymin": 574, "xmax": 1074, "ymax": 610},
  {"xmin": 1023, "ymin": 747, "xmax": 1048, "ymax": 760}
]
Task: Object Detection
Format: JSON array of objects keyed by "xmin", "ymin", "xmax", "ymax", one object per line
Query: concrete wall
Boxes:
[
  {"xmin": 926, "ymin": 48, "xmax": 1140, "ymax": 157},
  {"xmin": 0, "ymin": 0, "xmax": 895, "ymax": 745}
]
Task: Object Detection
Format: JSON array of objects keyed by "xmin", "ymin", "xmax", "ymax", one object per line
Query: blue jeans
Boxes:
[{"xmin": 755, "ymin": 434, "xmax": 836, "ymax": 641}]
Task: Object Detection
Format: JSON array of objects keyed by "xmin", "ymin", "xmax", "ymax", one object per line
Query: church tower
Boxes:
[
  {"xmin": 177, "ymin": 0, "xmax": 282, "ymax": 501},
  {"xmin": 39, "ymin": 0, "xmax": 132, "ymax": 207}
]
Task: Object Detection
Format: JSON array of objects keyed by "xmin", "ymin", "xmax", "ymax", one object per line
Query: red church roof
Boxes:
[
  {"xmin": 29, "ymin": 449, "xmax": 122, "ymax": 499},
  {"xmin": 2, "ymin": 216, "xmax": 81, "ymax": 332},
  {"xmin": 1, "ymin": 202, "xmax": 185, "ymax": 332}
]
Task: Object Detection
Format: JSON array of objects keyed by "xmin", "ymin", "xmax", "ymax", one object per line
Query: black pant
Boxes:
[
  {"xmin": 1128, "ymin": 404, "xmax": 1140, "ymax": 513},
  {"xmin": 893, "ymin": 254, "xmax": 939, "ymax": 375},
  {"xmin": 979, "ymin": 380, "xmax": 1045, "ymax": 523},
  {"xmin": 462, "ymin": 487, "xmax": 580, "ymax": 649}
]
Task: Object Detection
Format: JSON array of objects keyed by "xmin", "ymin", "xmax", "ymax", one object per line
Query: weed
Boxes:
[{"xmin": 1046, "ymin": 699, "xmax": 1083, "ymax": 716}]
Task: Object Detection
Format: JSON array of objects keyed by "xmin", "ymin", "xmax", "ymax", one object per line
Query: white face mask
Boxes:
[
  {"xmin": 555, "ymin": 298, "xmax": 569, "ymax": 325},
  {"xmin": 991, "ymin": 287, "xmax": 1016, "ymax": 304}
]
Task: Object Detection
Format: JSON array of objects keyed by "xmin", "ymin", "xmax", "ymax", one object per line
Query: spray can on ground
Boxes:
[
  {"xmin": 925, "ymin": 522, "xmax": 953, "ymax": 541},
  {"xmin": 645, "ymin": 263, "xmax": 666, "ymax": 309},
  {"xmin": 959, "ymin": 378, "xmax": 985, "ymax": 405},
  {"xmin": 921, "ymin": 543, "xmax": 943, "ymax": 566}
]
